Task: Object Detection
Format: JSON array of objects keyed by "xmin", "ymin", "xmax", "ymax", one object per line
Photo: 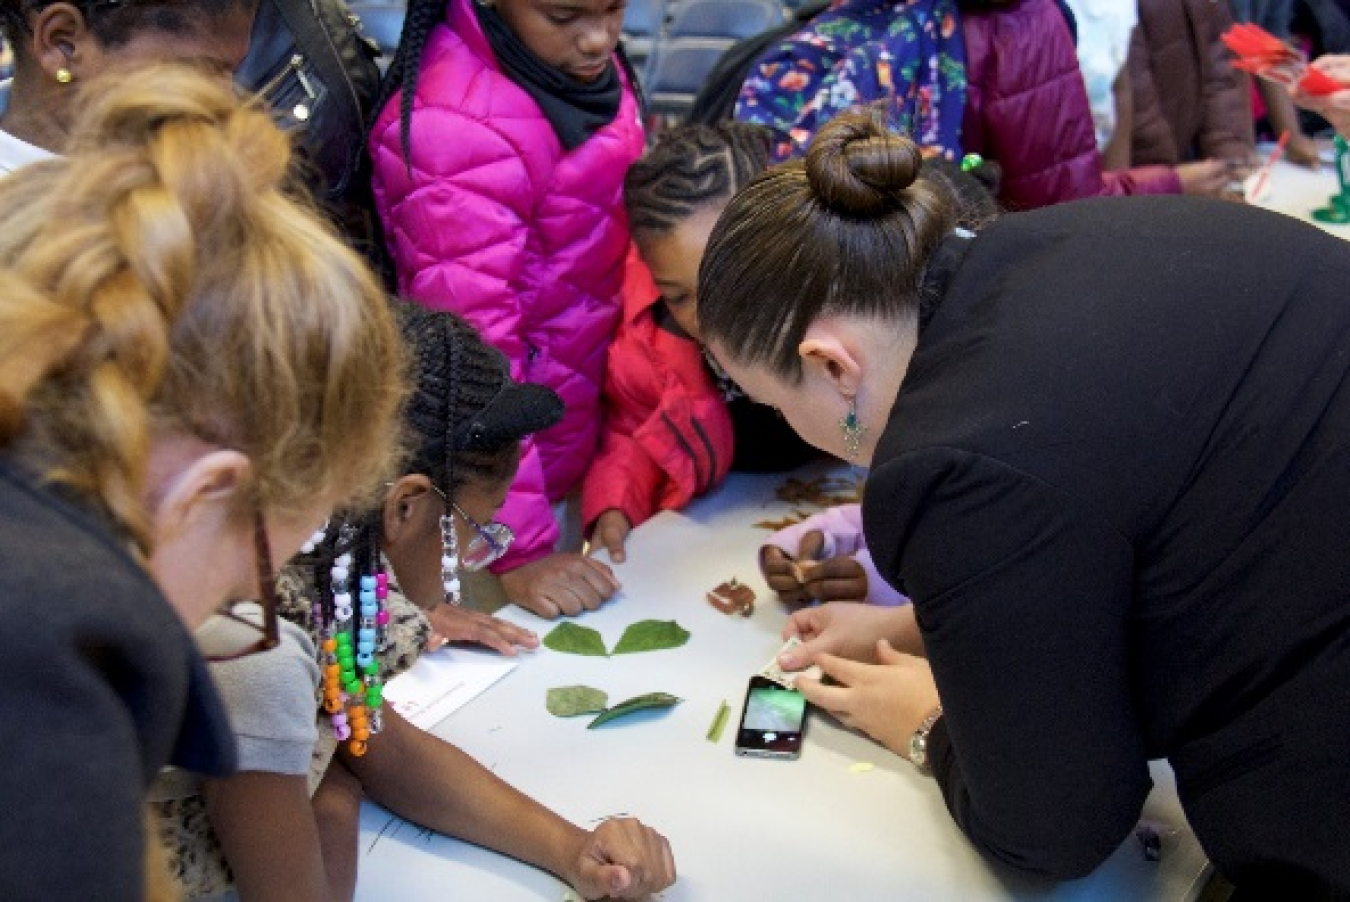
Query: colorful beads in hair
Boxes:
[{"xmin": 317, "ymin": 521, "xmax": 388, "ymax": 756}]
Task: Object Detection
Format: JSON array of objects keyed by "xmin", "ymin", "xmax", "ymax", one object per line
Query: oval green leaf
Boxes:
[
  {"xmin": 543, "ymin": 621, "xmax": 608, "ymax": 656},
  {"xmin": 546, "ymin": 685, "xmax": 609, "ymax": 717},
  {"xmin": 611, "ymin": 619, "xmax": 690, "ymax": 655},
  {"xmin": 587, "ymin": 692, "xmax": 682, "ymax": 729}
]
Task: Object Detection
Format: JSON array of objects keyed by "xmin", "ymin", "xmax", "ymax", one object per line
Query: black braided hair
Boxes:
[
  {"xmin": 1, "ymin": 0, "xmax": 247, "ymax": 56},
  {"xmin": 920, "ymin": 154, "xmax": 1002, "ymax": 231},
  {"xmin": 292, "ymin": 304, "xmax": 561, "ymax": 624},
  {"xmin": 370, "ymin": 0, "xmax": 445, "ymax": 165},
  {"xmin": 393, "ymin": 301, "xmax": 564, "ymax": 502},
  {"xmin": 623, "ymin": 121, "xmax": 774, "ymax": 241}
]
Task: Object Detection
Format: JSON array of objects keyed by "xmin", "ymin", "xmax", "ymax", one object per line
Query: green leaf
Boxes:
[
  {"xmin": 611, "ymin": 619, "xmax": 690, "ymax": 655},
  {"xmin": 546, "ymin": 685, "xmax": 609, "ymax": 717},
  {"xmin": 542, "ymin": 622, "xmax": 608, "ymax": 656},
  {"xmin": 588, "ymin": 692, "xmax": 682, "ymax": 729}
]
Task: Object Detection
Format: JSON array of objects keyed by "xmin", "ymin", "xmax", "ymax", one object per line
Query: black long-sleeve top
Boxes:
[
  {"xmin": 0, "ymin": 459, "xmax": 235, "ymax": 899},
  {"xmin": 865, "ymin": 196, "xmax": 1350, "ymax": 893}
]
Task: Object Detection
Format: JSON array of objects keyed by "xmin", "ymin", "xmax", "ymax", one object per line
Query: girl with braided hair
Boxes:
[
  {"xmin": 367, "ymin": 0, "xmax": 643, "ymax": 619},
  {"xmin": 584, "ymin": 122, "xmax": 818, "ymax": 561},
  {"xmin": 158, "ymin": 304, "xmax": 676, "ymax": 901},
  {"xmin": 0, "ymin": 64, "xmax": 406, "ymax": 898},
  {"xmin": 0, "ymin": 0, "xmax": 257, "ymax": 173}
]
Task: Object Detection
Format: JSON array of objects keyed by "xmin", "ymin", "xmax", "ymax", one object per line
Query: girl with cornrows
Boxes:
[
  {"xmin": 0, "ymin": 64, "xmax": 407, "ymax": 898},
  {"xmin": 698, "ymin": 108, "xmax": 1350, "ymax": 896},
  {"xmin": 156, "ymin": 306, "xmax": 676, "ymax": 902},
  {"xmin": 368, "ymin": 0, "xmax": 643, "ymax": 619}
]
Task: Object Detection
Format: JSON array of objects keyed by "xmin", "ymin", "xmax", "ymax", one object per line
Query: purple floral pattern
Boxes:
[{"xmin": 735, "ymin": 0, "xmax": 967, "ymax": 162}]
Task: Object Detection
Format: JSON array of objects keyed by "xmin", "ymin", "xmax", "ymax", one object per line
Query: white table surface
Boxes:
[
  {"xmin": 354, "ymin": 465, "xmax": 1212, "ymax": 901},
  {"xmin": 1252, "ymin": 156, "xmax": 1350, "ymax": 238}
]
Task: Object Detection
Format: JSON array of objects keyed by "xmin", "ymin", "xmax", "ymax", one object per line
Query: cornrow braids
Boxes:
[
  {"xmin": 371, "ymin": 0, "xmax": 445, "ymax": 165},
  {"xmin": 393, "ymin": 302, "xmax": 564, "ymax": 502},
  {"xmin": 624, "ymin": 121, "xmax": 773, "ymax": 240}
]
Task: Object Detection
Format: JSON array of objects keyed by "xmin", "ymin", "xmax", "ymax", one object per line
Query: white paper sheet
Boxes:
[{"xmin": 382, "ymin": 648, "xmax": 518, "ymax": 731}]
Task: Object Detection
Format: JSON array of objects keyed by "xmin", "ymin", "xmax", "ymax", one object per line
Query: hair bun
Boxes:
[{"xmin": 804, "ymin": 109, "xmax": 923, "ymax": 216}]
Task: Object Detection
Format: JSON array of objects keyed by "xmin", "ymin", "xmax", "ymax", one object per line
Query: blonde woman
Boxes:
[{"xmin": 0, "ymin": 64, "xmax": 406, "ymax": 899}]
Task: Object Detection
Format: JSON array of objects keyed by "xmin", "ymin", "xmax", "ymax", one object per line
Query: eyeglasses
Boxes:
[
  {"xmin": 201, "ymin": 508, "xmax": 282, "ymax": 663},
  {"xmin": 430, "ymin": 484, "xmax": 514, "ymax": 571}
]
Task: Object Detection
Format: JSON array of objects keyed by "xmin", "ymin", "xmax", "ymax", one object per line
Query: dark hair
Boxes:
[
  {"xmin": 624, "ymin": 121, "xmax": 773, "ymax": 241},
  {"xmin": 392, "ymin": 302, "xmax": 563, "ymax": 499},
  {"xmin": 1, "ymin": 0, "xmax": 251, "ymax": 56},
  {"xmin": 371, "ymin": 0, "xmax": 442, "ymax": 164},
  {"xmin": 295, "ymin": 304, "xmax": 563, "ymax": 616},
  {"xmin": 697, "ymin": 108, "xmax": 995, "ymax": 382}
]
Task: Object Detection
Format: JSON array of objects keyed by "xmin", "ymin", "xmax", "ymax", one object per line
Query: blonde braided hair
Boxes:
[{"xmin": 0, "ymin": 63, "xmax": 408, "ymax": 551}]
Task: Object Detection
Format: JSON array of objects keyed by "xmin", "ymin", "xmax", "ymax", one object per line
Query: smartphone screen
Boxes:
[{"xmin": 735, "ymin": 675, "xmax": 806, "ymax": 759}]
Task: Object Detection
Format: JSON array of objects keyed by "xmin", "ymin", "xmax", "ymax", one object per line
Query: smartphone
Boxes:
[{"xmin": 735, "ymin": 675, "xmax": 807, "ymax": 760}]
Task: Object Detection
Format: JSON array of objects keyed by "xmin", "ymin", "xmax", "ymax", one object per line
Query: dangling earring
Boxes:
[
  {"xmin": 55, "ymin": 68, "xmax": 73, "ymax": 84},
  {"xmin": 840, "ymin": 396, "xmax": 867, "ymax": 462},
  {"xmin": 441, "ymin": 511, "xmax": 462, "ymax": 605}
]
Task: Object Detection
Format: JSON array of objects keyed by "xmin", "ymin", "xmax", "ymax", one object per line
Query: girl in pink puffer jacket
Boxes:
[{"xmin": 369, "ymin": 0, "xmax": 645, "ymax": 618}]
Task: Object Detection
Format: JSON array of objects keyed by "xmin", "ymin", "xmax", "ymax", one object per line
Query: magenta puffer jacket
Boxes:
[
  {"xmin": 961, "ymin": 0, "xmax": 1102, "ymax": 209},
  {"xmin": 368, "ymin": 0, "xmax": 645, "ymax": 571}
]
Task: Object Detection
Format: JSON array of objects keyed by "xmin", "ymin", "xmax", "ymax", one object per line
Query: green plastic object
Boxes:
[{"xmin": 1312, "ymin": 135, "xmax": 1350, "ymax": 223}]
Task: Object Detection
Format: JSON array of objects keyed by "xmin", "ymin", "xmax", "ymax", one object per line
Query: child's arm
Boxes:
[
  {"xmin": 197, "ymin": 618, "xmax": 350, "ymax": 900},
  {"xmin": 346, "ymin": 709, "xmax": 676, "ymax": 899},
  {"xmin": 761, "ymin": 504, "xmax": 909, "ymax": 606},
  {"xmin": 203, "ymin": 770, "xmax": 352, "ymax": 902},
  {"xmin": 1196, "ymin": 1, "xmax": 1258, "ymax": 162}
]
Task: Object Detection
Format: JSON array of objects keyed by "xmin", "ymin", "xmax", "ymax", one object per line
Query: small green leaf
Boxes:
[
  {"xmin": 546, "ymin": 685, "xmax": 609, "ymax": 717},
  {"xmin": 611, "ymin": 619, "xmax": 690, "ymax": 655},
  {"xmin": 587, "ymin": 692, "xmax": 682, "ymax": 729},
  {"xmin": 543, "ymin": 622, "xmax": 608, "ymax": 656}
]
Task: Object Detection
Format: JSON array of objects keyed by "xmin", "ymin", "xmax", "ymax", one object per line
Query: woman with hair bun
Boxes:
[
  {"xmin": 697, "ymin": 108, "xmax": 1350, "ymax": 896},
  {"xmin": 0, "ymin": 64, "xmax": 407, "ymax": 898}
]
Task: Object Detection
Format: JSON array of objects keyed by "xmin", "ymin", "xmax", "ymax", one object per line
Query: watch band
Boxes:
[{"xmin": 907, "ymin": 705, "xmax": 944, "ymax": 773}]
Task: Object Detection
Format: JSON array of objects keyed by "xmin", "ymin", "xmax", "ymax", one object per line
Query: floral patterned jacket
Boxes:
[{"xmin": 734, "ymin": 0, "xmax": 967, "ymax": 162}]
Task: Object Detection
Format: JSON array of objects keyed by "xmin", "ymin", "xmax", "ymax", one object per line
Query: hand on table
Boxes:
[
  {"xmin": 1177, "ymin": 159, "xmax": 1244, "ymax": 198},
  {"xmin": 425, "ymin": 603, "xmax": 539, "ymax": 656},
  {"xmin": 500, "ymin": 553, "xmax": 620, "ymax": 619},
  {"xmin": 565, "ymin": 816, "xmax": 676, "ymax": 900},
  {"xmin": 794, "ymin": 640, "xmax": 942, "ymax": 758},
  {"xmin": 781, "ymin": 601, "xmax": 924, "ymax": 667},
  {"xmin": 590, "ymin": 509, "xmax": 632, "ymax": 564},
  {"xmin": 761, "ymin": 529, "xmax": 869, "ymax": 605}
]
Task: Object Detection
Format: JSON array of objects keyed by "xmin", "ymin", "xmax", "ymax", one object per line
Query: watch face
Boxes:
[{"xmin": 909, "ymin": 734, "xmax": 928, "ymax": 768}]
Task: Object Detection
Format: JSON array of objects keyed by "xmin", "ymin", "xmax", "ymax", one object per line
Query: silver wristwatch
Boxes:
[{"xmin": 908, "ymin": 706, "xmax": 944, "ymax": 773}]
